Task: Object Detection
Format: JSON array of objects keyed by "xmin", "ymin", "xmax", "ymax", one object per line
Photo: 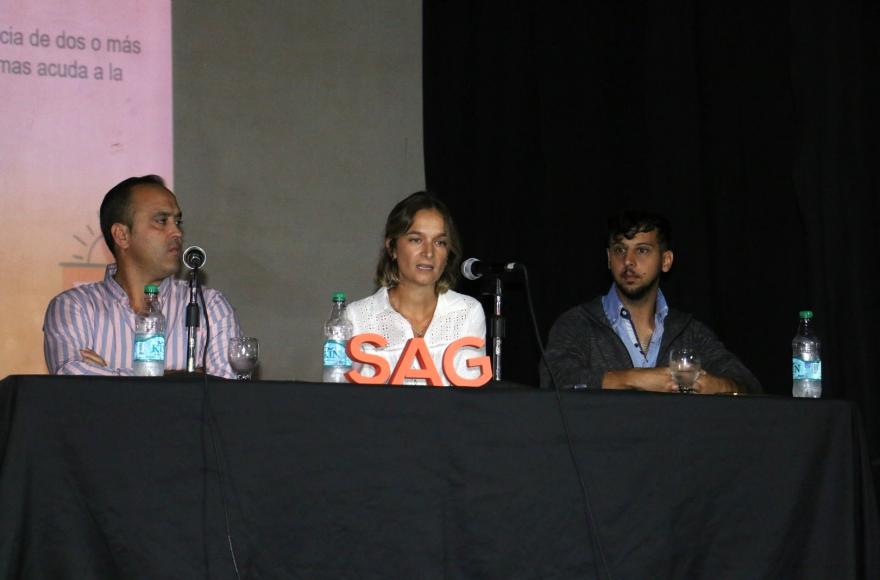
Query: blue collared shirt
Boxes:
[{"xmin": 601, "ymin": 284, "xmax": 669, "ymax": 368}]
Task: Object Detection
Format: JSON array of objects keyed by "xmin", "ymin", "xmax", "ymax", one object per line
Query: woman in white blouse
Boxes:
[{"xmin": 345, "ymin": 192, "xmax": 487, "ymax": 386}]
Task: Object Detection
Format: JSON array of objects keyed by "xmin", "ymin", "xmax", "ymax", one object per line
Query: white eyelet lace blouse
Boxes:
[{"xmin": 344, "ymin": 287, "xmax": 487, "ymax": 386}]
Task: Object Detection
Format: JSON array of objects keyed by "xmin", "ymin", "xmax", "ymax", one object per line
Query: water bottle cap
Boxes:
[
  {"xmin": 799, "ymin": 310, "xmax": 814, "ymax": 319},
  {"xmin": 144, "ymin": 284, "xmax": 160, "ymax": 295},
  {"xmin": 332, "ymin": 292, "xmax": 346, "ymax": 302}
]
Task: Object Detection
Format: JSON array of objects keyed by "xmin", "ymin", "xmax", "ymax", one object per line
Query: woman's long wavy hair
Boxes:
[{"xmin": 374, "ymin": 191, "xmax": 462, "ymax": 293}]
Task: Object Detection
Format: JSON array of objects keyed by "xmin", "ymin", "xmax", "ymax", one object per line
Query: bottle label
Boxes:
[
  {"xmin": 792, "ymin": 358, "xmax": 821, "ymax": 380},
  {"xmin": 323, "ymin": 340, "xmax": 352, "ymax": 367},
  {"xmin": 135, "ymin": 335, "xmax": 166, "ymax": 362}
]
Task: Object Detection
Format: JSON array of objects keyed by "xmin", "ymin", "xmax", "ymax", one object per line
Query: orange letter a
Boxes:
[{"xmin": 389, "ymin": 338, "xmax": 444, "ymax": 386}]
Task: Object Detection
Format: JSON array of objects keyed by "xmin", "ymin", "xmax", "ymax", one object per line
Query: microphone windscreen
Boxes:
[
  {"xmin": 461, "ymin": 257, "xmax": 481, "ymax": 281},
  {"xmin": 182, "ymin": 245, "xmax": 207, "ymax": 270}
]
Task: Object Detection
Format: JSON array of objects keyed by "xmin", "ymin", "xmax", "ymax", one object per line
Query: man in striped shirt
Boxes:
[{"xmin": 43, "ymin": 175, "xmax": 241, "ymax": 377}]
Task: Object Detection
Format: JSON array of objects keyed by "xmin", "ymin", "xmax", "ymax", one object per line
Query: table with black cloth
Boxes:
[{"xmin": 0, "ymin": 375, "xmax": 877, "ymax": 579}]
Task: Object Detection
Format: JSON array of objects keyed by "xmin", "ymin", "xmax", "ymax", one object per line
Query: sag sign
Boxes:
[{"xmin": 345, "ymin": 334, "xmax": 492, "ymax": 387}]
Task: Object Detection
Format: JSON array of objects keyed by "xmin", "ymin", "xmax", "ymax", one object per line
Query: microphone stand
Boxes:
[
  {"xmin": 490, "ymin": 277, "xmax": 505, "ymax": 382},
  {"xmin": 185, "ymin": 267, "xmax": 201, "ymax": 373}
]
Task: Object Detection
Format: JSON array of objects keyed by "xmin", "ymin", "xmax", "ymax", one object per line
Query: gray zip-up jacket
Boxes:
[{"xmin": 539, "ymin": 296, "xmax": 762, "ymax": 393}]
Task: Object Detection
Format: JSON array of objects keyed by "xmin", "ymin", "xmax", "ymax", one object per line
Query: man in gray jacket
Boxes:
[{"xmin": 540, "ymin": 211, "xmax": 761, "ymax": 394}]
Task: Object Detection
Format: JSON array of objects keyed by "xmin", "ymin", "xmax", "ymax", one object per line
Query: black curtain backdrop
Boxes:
[{"xmin": 424, "ymin": 3, "xmax": 879, "ymax": 467}]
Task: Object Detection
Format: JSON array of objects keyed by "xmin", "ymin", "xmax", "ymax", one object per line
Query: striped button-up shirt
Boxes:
[{"xmin": 44, "ymin": 264, "xmax": 241, "ymax": 378}]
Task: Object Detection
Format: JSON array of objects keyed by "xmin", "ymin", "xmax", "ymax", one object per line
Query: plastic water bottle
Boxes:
[
  {"xmin": 323, "ymin": 292, "xmax": 353, "ymax": 382},
  {"xmin": 133, "ymin": 284, "xmax": 166, "ymax": 376},
  {"xmin": 792, "ymin": 310, "xmax": 821, "ymax": 398}
]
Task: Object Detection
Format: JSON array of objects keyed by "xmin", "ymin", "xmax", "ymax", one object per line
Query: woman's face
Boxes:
[{"xmin": 389, "ymin": 208, "xmax": 449, "ymax": 289}]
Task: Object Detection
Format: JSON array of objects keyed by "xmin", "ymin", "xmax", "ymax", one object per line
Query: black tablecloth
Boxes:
[{"xmin": 1, "ymin": 375, "xmax": 877, "ymax": 579}]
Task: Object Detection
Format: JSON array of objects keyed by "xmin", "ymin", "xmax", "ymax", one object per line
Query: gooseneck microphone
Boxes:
[
  {"xmin": 460, "ymin": 257, "xmax": 520, "ymax": 281},
  {"xmin": 183, "ymin": 245, "xmax": 207, "ymax": 270},
  {"xmin": 462, "ymin": 255, "xmax": 610, "ymax": 578},
  {"xmin": 182, "ymin": 246, "xmax": 206, "ymax": 372},
  {"xmin": 461, "ymin": 257, "xmax": 521, "ymax": 382},
  {"xmin": 182, "ymin": 249, "xmax": 240, "ymax": 576}
]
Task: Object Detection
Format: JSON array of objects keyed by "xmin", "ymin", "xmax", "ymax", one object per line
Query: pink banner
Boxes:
[{"xmin": 0, "ymin": 0, "xmax": 172, "ymax": 375}]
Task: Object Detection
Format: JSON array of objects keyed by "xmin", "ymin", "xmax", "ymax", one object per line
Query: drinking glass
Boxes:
[
  {"xmin": 228, "ymin": 337, "xmax": 259, "ymax": 380},
  {"xmin": 669, "ymin": 347, "xmax": 701, "ymax": 393}
]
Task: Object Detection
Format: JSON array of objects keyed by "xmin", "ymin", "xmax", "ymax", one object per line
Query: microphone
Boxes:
[
  {"xmin": 461, "ymin": 257, "xmax": 520, "ymax": 281},
  {"xmin": 182, "ymin": 246, "xmax": 206, "ymax": 373},
  {"xmin": 182, "ymin": 246, "xmax": 207, "ymax": 270}
]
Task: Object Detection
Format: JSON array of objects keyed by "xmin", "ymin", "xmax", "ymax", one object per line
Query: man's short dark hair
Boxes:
[
  {"xmin": 99, "ymin": 175, "xmax": 167, "ymax": 257},
  {"xmin": 607, "ymin": 210, "xmax": 672, "ymax": 252}
]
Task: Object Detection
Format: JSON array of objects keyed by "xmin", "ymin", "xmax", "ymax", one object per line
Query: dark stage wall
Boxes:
[{"xmin": 423, "ymin": 2, "xmax": 880, "ymax": 468}]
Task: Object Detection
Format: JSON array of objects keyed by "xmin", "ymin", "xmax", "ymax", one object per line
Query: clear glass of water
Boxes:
[
  {"xmin": 228, "ymin": 337, "xmax": 259, "ymax": 380},
  {"xmin": 669, "ymin": 347, "xmax": 701, "ymax": 393}
]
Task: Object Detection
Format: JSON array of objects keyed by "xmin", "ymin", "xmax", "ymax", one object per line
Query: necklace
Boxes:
[{"xmin": 388, "ymin": 288, "xmax": 435, "ymax": 339}]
